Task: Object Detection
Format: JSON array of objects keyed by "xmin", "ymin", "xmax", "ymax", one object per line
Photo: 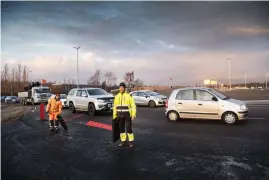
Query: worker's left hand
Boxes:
[{"xmin": 131, "ymin": 117, "xmax": 135, "ymax": 121}]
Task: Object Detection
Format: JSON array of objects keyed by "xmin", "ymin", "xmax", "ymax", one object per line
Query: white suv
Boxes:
[{"xmin": 66, "ymin": 88, "xmax": 114, "ymax": 116}]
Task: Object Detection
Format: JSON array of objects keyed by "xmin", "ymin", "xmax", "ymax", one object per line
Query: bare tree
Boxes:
[
  {"xmin": 22, "ymin": 65, "xmax": 28, "ymax": 84},
  {"xmin": 104, "ymin": 71, "xmax": 117, "ymax": 87},
  {"xmin": 134, "ymin": 78, "xmax": 144, "ymax": 88},
  {"xmin": 124, "ymin": 71, "xmax": 135, "ymax": 89},
  {"xmin": 1, "ymin": 64, "xmax": 9, "ymax": 84},
  {"xmin": 17, "ymin": 63, "xmax": 22, "ymax": 86},
  {"xmin": 10, "ymin": 67, "xmax": 16, "ymax": 83},
  {"xmin": 87, "ymin": 69, "xmax": 102, "ymax": 86}
]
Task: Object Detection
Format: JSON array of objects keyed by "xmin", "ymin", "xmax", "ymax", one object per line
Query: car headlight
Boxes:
[
  {"xmin": 97, "ymin": 99, "xmax": 105, "ymax": 103},
  {"xmin": 240, "ymin": 105, "xmax": 247, "ymax": 110}
]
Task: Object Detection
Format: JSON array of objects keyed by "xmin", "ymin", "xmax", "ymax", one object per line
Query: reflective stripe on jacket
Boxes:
[
  {"xmin": 113, "ymin": 92, "xmax": 136, "ymax": 119},
  {"xmin": 46, "ymin": 98, "xmax": 62, "ymax": 114}
]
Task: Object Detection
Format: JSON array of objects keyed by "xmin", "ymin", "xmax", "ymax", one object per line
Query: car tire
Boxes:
[
  {"xmin": 167, "ymin": 111, "xmax": 179, "ymax": 121},
  {"xmin": 222, "ymin": 112, "xmax": 238, "ymax": 125},
  {"xmin": 69, "ymin": 102, "xmax": 76, "ymax": 113},
  {"xmin": 148, "ymin": 100, "xmax": 156, "ymax": 108},
  {"xmin": 88, "ymin": 103, "xmax": 96, "ymax": 116}
]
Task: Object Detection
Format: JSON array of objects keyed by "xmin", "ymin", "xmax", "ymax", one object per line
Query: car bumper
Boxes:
[
  {"xmin": 95, "ymin": 102, "xmax": 113, "ymax": 111},
  {"xmin": 155, "ymin": 100, "xmax": 167, "ymax": 106},
  {"xmin": 237, "ymin": 110, "xmax": 248, "ymax": 120},
  {"xmin": 35, "ymin": 98, "xmax": 49, "ymax": 103}
]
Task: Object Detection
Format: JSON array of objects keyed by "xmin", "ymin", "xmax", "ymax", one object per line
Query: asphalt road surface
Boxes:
[{"xmin": 2, "ymin": 105, "xmax": 269, "ymax": 180}]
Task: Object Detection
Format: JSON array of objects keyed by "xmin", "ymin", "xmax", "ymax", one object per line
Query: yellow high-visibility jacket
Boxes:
[{"xmin": 113, "ymin": 92, "xmax": 136, "ymax": 119}]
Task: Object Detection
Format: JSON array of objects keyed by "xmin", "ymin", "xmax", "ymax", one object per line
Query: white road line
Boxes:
[{"xmin": 248, "ymin": 117, "xmax": 265, "ymax": 120}]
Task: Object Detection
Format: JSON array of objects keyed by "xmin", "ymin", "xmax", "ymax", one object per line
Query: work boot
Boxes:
[
  {"xmin": 50, "ymin": 126, "xmax": 54, "ymax": 131},
  {"xmin": 129, "ymin": 141, "xmax": 134, "ymax": 148},
  {"xmin": 118, "ymin": 141, "xmax": 126, "ymax": 147}
]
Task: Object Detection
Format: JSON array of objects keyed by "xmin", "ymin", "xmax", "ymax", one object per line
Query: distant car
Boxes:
[
  {"xmin": 130, "ymin": 90, "xmax": 168, "ymax": 108},
  {"xmin": 66, "ymin": 88, "xmax": 114, "ymax": 116},
  {"xmin": 165, "ymin": 87, "xmax": 248, "ymax": 124},
  {"xmin": 60, "ymin": 94, "xmax": 68, "ymax": 108},
  {"xmin": 1, "ymin": 96, "xmax": 7, "ymax": 102},
  {"xmin": 5, "ymin": 96, "xmax": 20, "ymax": 104}
]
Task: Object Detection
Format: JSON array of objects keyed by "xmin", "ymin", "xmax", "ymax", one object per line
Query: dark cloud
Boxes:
[{"xmin": 1, "ymin": 1, "xmax": 269, "ymax": 84}]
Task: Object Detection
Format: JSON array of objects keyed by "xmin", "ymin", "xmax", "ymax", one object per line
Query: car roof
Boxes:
[
  {"xmin": 70, "ymin": 88, "xmax": 103, "ymax": 91},
  {"xmin": 174, "ymin": 87, "xmax": 211, "ymax": 91},
  {"xmin": 131, "ymin": 90, "xmax": 152, "ymax": 93}
]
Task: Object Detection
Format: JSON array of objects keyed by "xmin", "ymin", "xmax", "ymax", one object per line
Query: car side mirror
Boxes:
[
  {"xmin": 146, "ymin": 95, "xmax": 149, "ymax": 98},
  {"xmin": 212, "ymin": 97, "xmax": 218, "ymax": 101}
]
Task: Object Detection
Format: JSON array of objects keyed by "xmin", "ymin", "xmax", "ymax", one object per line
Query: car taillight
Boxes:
[{"xmin": 165, "ymin": 100, "xmax": 168, "ymax": 108}]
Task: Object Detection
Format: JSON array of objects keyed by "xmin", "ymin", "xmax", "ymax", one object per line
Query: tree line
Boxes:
[{"xmin": 87, "ymin": 69, "xmax": 145, "ymax": 90}]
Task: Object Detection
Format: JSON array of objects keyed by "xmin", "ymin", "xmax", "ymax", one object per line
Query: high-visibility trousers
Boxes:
[{"xmin": 118, "ymin": 116, "xmax": 134, "ymax": 142}]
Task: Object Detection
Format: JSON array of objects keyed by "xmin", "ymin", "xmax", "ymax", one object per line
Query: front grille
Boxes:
[{"xmin": 162, "ymin": 98, "xmax": 167, "ymax": 100}]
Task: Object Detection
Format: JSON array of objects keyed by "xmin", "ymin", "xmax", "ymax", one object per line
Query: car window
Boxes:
[
  {"xmin": 138, "ymin": 92, "xmax": 147, "ymax": 97},
  {"xmin": 68, "ymin": 89, "xmax": 76, "ymax": 96},
  {"xmin": 196, "ymin": 90, "xmax": 214, "ymax": 101},
  {"xmin": 81, "ymin": 91, "xmax": 87, "ymax": 97},
  {"xmin": 60, "ymin": 94, "xmax": 67, "ymax": 99},
  {"xmin": 87, "ymin": 89, "xmax": 108, "ymax": 95},
  {"xmin": 131, "ymin": 92, "xmax": 138, "ymax": 96},
  {"xmin": 76, "ymin": 90, "xmax": 82, "ymax": 97},
  {"xmin": 176, "ymin": 90, "xmax": 194, "ymax": 100}
]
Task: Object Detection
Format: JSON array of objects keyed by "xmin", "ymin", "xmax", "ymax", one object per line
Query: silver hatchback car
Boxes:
[
  {"xmin": 165, "ymin": 87, "xmax": 248, "ymax": 124},
  {"xmin": 130, "ymin": 90, "xmax": 168, "ymax": 107}
]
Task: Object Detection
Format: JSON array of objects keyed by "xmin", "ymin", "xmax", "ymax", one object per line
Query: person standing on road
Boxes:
[
  {"xmin": 113, "ymin": 82, "xmax": 137, "ymax": 148},
  {"xmin": 46, "ymin": 93, "xmax": 62, "ymax": 132}
]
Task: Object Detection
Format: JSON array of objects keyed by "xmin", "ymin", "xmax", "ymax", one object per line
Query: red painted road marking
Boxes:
[
  {"xmin": 86, "ymin": 121, "xmax": 112, "ymax": 131},
  {"xmin": 65, "ymin": 114, "xmax": 83, "ymax": 121}
]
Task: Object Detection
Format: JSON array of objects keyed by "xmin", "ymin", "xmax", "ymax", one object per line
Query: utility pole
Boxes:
[
  {"xmin": 227, "ymin": 58, "xmax": 232, "ymax": 90},
  {"xmin": 265, "ymin": 73, "xmax": 268, "ymax": 89},
  {"xmin": 168, "ymin": 77, "xmax": 171, "ymax": 88},
  {"xmin": 244, "ymin": 72, "xmax": 247, "ymax": 88},
  {"xmin": 73, "ymin": 47, "xmax": 80, "ymax": 88}
]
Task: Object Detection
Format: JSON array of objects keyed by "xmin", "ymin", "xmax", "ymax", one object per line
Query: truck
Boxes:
[{"xmin": 18, "ymin": 86, "xmax": 51, "ymax": 105}]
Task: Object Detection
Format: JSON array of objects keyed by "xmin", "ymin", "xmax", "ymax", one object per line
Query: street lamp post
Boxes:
[
  {"xmin": 227, "ymin": 58, "xmax": 232, "ymax": 90},
  {"xmin": 73, "ymin": 46, "xmax": 80, "ymax": 88},
  {"xmin": 265, "ymin": 73, "xmax": 269, "ymax": 89}
]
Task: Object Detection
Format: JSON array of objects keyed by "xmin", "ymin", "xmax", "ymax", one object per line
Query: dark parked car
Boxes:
[
  {"xmin": 5, "ymin": 96, "xmax": 20, "ymax": 104},
  {"xmin": 1, "ymin": 96, "xmax": 7, "ymax": 102}
]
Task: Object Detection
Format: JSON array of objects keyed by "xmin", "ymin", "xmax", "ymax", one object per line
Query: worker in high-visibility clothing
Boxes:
[
  {"xmin": 113, "ymin": 82, "xmax": 137, "ymax": 148},
  {"xmin": 46, "ymin": 93, "xmax": 62, "ymax": 132}
]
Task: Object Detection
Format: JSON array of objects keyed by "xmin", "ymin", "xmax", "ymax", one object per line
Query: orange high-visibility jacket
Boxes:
[{"xmin": 46, "ymin": 98, "xmax": 62, "ymax": 114}]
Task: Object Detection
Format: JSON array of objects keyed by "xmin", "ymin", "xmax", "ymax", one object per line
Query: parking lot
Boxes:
[{"xmin": 2, "ymin": 103, "xmax": 269, "ymax": 180}]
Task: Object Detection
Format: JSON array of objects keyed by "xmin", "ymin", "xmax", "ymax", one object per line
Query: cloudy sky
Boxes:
[{"xmin": 1, "ymin": 1, "xmax": 269, "ymax": 85}]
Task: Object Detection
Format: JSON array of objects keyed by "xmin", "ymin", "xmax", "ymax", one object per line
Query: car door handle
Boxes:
[
  {"xmin": 198, "ymin": 104, "xmax": 202, "ymax": 106},
  {"xmin": 178, "ymin": 102, "xmax": 182, "ymax": 104}
]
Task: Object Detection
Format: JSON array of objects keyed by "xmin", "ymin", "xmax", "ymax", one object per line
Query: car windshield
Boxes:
[
  {"xmin": 146, "ymin": 91, "xmax": 160, "ymax": 96},
  {"xmin": 208, "ymin": 89, "xmax": 227, "ymax": 100},
  {"xmin": 35, "ymin": 88, "xmax": 50, "ymax": 93},
  {"xmin": 11, "ymin": 96, "xmax": 17, "ymax": 99},
  {"xmin": 87, "ymin": 89, "xmax": 108, "ymax": 96},
  {"xmin": 60, "ymin": 94, "xmax": 67, "ymax": 99}
]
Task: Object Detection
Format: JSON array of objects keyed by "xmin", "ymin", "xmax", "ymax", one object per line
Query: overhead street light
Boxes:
[
  {"xmin": 73, "ymin": 46, "xmax": 80, "ymax": 88},
  {"xmin": 227, "ymin": 58, "xmax": 232, "ymax": 90}
]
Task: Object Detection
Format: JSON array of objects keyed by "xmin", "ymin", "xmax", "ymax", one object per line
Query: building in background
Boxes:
[{"xmin": 204, "ymin": 79, "xmax": 218, "ymax": 88}]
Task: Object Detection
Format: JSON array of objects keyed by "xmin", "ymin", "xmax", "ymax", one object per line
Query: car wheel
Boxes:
[
  {"xmin": 69, "ymin": 102, "xmax": 76, "ymax": 113},
  {"xmin": 167, "ymin": 111, "xmax": 179, "ymax": 121},
  {"xmin": 223, "ymin": 112, "xmax": 238, "ymax": 124},
  {"xmin": 88, "ymin": 103, "xmax": 96, "ymax": 116},
  {"xmin": 149, "ymin": 100, "xmax": 156, "ymax": 108}
]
